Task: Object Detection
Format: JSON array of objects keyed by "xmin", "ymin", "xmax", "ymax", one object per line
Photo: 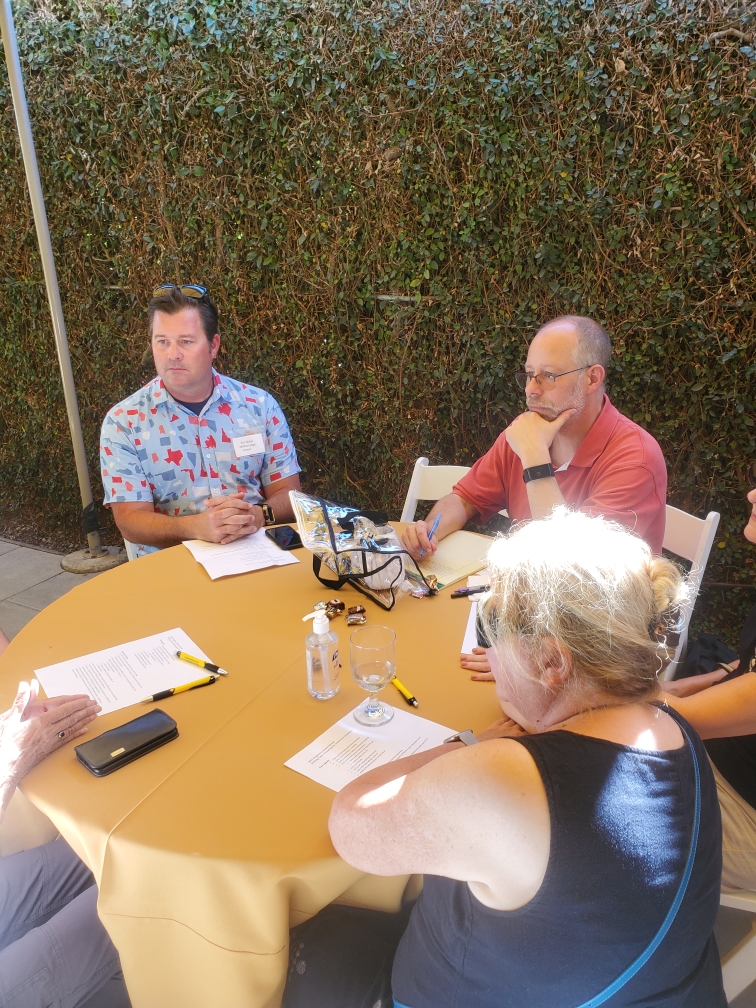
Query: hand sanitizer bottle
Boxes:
[{"xmin": 302, "ymin": 611, "xmax": 340, "ymax": 699}]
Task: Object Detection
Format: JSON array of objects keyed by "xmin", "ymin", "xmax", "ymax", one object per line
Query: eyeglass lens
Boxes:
[
  {"xmin": 748, "ymin": 461, "xmax": 756, "ymax": 488},
  {"xmin": 514, "ymin": 372, "xmax": 555, "ymax": 390},
  {"xmin": 152, "ymin": 284, "xmax": 208, "ymax": 299}
]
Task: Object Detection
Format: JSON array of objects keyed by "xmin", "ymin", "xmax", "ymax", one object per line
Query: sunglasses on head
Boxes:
[
  {"xmin": 748, "ymin": 461, "xmax": 756, "ymax": 488},
  {"xmin": 152, "ymin": 283, "xmax": 208, "ymax": 300}
]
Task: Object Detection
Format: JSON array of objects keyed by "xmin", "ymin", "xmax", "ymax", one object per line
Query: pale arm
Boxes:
[
  {"xmin": 523, "ymin": 475, "xmax": 567, "ymax": 521},
  {"xmin": 329, "ymin": 737, "xmax": 548, "ymax": 908},
  {"xmin": 661, "ymin": 671, "xmax": 756, "ymax": 739},
  {"xmin": 400, "ymin": 492, "xmax": 478, "ymax": 561}
]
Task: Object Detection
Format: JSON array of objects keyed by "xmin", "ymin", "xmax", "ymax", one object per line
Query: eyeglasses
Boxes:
[
  {"xmin": 152, "ymin": 284, "xmax": 209, "ymax": 300},
  {"xmin": 748, "ymin": 461, "xmax": 756, "ymax": 488},
  {"xmin": 513, "ymin": 366, "xmax": 589, "ymax": 390}
]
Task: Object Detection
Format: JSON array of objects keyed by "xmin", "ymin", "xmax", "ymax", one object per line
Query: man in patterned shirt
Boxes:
[{"xmin": 100, "ymin": 285, "xmax": 302, "ymax": 557}]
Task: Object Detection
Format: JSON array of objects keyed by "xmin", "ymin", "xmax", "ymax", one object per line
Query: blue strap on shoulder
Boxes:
[
  {"xmin": 574, "ymin": 722, "xmax": 701, "ymax": 1008},
  {"xmin": 394, "ymin": 724, "xmax": 701, "ymax": 1008}
]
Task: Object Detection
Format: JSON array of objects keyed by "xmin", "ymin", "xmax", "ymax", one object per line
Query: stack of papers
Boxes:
[
  {"xmin": 419, "ymin": 530, "xmax": 488, "ymax": 589},
  {"xmin": 35, "ymin": 629, "xmax": 212, "ymax": 716},
  {"xmin": 183, "ymin": 528, "xmax": 299, "ymax": 580},
  {"xmin": 285, "ymin": 706, "xmax": 455, "ymax": 792}
]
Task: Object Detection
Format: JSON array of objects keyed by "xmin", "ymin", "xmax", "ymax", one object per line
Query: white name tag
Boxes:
[{"xmin": 233, "ymin": 432, "xmax": 265, "ymax": 458}]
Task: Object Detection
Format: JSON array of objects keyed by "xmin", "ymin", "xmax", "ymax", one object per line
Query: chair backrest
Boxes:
[
  {"xmin": 661, "ymin": 505, "xmax": 720, "ymax": 680},
  {"xmin": 123, "ymin": 540, "xmax": 140, "ymax": 562},
  {"xmin": 400, "ymin": 457, "xmax": 472, "ymax": 522}
]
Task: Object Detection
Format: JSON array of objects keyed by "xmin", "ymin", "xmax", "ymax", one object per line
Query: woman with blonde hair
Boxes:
[{"xmin": 286, "ymin": 508, "xmax": 725, "ymax": 1008}]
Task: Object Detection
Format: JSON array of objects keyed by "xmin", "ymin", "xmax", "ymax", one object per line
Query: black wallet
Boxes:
[{"xmin": 75, "ymin": 709, "xmax": 178, "ymax": 777}]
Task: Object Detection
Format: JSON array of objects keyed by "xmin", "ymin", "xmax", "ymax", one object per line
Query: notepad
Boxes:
[
  {"xmin": 35, "ymin": 629, "xmax": 212, "ymax": 716},
  {"xmin": 285, "ymin": 706, "xmax": 455, "ymax": 792},
  {"xmin": 183, "ymin": 527, "xmax": 299, "ymax": 580},
  {"xmin": 419, "ymin": 530, "xmax": 489, "ymax": 589}
]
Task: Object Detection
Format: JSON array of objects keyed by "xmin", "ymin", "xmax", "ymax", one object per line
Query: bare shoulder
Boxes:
[{"xmin": 558, "ymin": 702, "xmax": 684, "ymax": 751}]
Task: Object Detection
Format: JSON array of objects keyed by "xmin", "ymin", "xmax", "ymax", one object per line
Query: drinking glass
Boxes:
[{"xmin": 350, "ymin": 625, "xmax": 396, "ymax": 726}]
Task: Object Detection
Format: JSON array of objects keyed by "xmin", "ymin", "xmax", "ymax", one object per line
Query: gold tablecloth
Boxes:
[{"xmin": 0, "ymin": 534, "xmax": 499, "ymax": 1007}]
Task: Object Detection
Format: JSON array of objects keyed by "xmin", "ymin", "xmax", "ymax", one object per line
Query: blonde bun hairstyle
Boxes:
[{"xmin": 480, "ymin": 508, "xmax": 689, "ymax": 703}]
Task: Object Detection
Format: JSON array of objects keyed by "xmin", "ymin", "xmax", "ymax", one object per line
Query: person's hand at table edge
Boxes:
[
  {"xmin": 401, "ymin": 519, "xmax": 438, "ymax": 561},
  {"xmin": 400, "ymin": 492, "xmax": 478, "ymax": 562},
  {"xmin": 461, "ymin": 647, "xmax": 494, "ymax": 681},
  {"xmin": 0, "ymin": 680, "xmax": 100, "ymax": 823}
]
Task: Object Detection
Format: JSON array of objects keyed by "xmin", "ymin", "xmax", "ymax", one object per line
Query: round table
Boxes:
[{"xmin": 0, "ymin": 536, "xmax": 499, "ymax": 1007}]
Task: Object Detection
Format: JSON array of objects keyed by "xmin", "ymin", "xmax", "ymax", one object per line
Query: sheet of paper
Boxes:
[
  {"xmin": 461, "ymin": 601, "xmax": 479, "ymax": 655},
  {"xmin": 460, "ymin": 570, "xmax": 490, "ymax": 654},
  {"xmin": 285, "ymin": 705, "xmax": 455, "ymax": 792},
  {"xmin": 35, "ymin": 628, "xmax": 212, "ymax": 716},
  {"xmin": 183, "ymin": 527, "xmax": 299, "ymax": 580},
  {"xmin": 419, "ymin": 530, "xmax": 488, "ymax": 589},
  {"xmin": 468, "ymin": 569, "xmax": 489, "ymax": 588}
]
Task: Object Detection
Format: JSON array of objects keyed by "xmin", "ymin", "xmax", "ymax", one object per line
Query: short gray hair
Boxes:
[{"xmin": 540, "ymin": 315, "xmax": 611, "ymax": 371}]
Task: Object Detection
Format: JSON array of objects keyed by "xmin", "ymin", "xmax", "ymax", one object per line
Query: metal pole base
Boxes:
[{"xmin": 61, "ymin": 546, "xmax": 127, "ymax": 574}]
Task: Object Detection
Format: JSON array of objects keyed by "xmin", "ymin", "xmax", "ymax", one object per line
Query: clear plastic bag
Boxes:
[{"xmin": 289, "ymin": 491, "xmax": 431, "ymax": 610}]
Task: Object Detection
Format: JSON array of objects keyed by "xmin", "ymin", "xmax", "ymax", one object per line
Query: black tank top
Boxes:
[{"xmin": 392, "ymin": 707, "xmax": 724, "ymax": 1008}]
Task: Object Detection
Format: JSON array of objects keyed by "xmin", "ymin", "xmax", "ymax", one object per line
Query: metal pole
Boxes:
[{"xmin": 0, "ymin": 0, "xmax": 105, "ymax": 556}]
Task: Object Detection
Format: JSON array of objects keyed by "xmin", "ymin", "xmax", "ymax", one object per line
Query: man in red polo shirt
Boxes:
[
  {"xmin": 401, "ymin": 314, "xmax": 667, "ymax": 678},
  {"xmin": 402, "ymin": 315, "xmax": 666, "ymax": 558}
]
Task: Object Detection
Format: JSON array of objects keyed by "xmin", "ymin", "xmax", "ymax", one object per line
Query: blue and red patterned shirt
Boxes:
[{"xmin": 100, "ymin": 371, "xmax": 300, "ymax": 556}]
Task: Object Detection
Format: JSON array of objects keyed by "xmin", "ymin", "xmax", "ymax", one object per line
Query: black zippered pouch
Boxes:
[{"xmin": 75, "ymin": 709, "xmax": 178, "ymax": 777}]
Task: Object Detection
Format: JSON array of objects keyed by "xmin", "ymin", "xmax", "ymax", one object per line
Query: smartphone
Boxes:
[{"xmin": 265, "ymin": 526, "xmax": 303, "ymax": 550}]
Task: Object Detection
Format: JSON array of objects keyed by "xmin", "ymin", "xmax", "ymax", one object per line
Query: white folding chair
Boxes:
[
  {"xmin": 400, "ymin": 457, "xmax": 472, "ymax": 522},
  {"xmin": 123, "ymin": 540, "xmax": 140, "ymax": 562},
  {"xmin": 661, "ymin": 505, "xmax": 720, "ymax": 680},
  {"xmin": 720, "ymin": 888, "xmax": 756, "ymax": 1002}
]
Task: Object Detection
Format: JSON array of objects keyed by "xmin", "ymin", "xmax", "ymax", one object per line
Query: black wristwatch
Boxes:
[
  {"xmin": 444, "ymin": 730, "xmax": 478, "ymax": 746},
  {"xmin": 260, "ymin": 503, "xmax": 276, "ymax": 527},
  {"xmin": 523, "ymin": 462, "xmax": 555, "ymax": 483}
]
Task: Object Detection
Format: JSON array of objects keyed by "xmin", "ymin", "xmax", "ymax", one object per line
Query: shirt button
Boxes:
[{"xmin": 206, "ymin": 453, "xmax": 211, "ymax": 458}]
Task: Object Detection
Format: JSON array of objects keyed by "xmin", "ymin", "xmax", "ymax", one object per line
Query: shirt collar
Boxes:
[
  {"xmin": 569, "ymin": 395, "xmax": 620, "ymax": 468},
  {"xmin": 149, "ymin": 369, "xmax": 231, "ymax": 409}
]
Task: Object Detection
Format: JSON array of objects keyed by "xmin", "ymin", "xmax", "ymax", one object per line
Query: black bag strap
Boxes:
[{"xmin": 312, "ymin": 555, "xmax": 348, "ymax": 591}]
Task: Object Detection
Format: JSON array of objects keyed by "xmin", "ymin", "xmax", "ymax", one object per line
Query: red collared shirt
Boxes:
[{"xmin": 452, "ymin": 396, "xmax": 667, "ymax": 553}]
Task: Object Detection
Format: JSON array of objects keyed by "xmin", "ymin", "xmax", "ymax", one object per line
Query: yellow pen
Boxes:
[
  {"xmin": 141, "ymin": 675, "xmax": 217, "ymax": 703},
  {"xmin": 175, "ymin": 650, "xmax": 229, "ymax": 676},
  {"xmin": 391, "ymin": 676, "xmax": 418, "ymax": 708}
]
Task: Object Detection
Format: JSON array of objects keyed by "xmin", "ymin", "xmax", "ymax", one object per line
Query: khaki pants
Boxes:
[{"xmin": 711, "ymin": 759, "xmax": 756, "ymax": 891}]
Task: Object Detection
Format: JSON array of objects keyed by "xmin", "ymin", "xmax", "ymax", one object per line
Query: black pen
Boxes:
[{"xmin": 451, "ymin": 585, "xmax": 490, "ymax": 598}]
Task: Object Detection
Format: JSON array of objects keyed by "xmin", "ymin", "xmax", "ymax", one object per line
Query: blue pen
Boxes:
[{"xmin": 419, "ymin": 512, "xmax": 442, "ymax": 559}]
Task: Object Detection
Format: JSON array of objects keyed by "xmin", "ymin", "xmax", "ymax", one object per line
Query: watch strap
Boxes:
[
  {"xmin": 444, "ymin": 729, "xmax": 478, "ymax": 746},
  {"xmin": 261, "ymin": 503, "xmax": 276, "ymax": 527},
  {"xmin": 523, "ymin": 462, "xmax": 555, "ymax": 483}
]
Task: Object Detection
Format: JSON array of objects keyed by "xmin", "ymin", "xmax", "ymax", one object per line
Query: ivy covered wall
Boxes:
[{"xmin": 0, "ymin": 0, "xmax": 755, "ymax": 619}]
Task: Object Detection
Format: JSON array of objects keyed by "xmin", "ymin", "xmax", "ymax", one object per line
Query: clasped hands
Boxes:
[{"xmin": 197, "ymin": 492, "xmax": 263, "ymax": 545}]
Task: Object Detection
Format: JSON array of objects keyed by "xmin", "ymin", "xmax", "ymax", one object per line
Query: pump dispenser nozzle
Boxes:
[{"xmin": 303, "ymin": 610, "xmax": 330, "ymax": 635}]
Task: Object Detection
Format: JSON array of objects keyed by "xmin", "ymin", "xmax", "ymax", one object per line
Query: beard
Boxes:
[{"xmin": 527, "ymin": 384, "xmax": 586, "ymax": 422}]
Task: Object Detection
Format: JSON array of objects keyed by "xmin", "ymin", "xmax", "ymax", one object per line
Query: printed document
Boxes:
[
  {"xmin": 285, "ymin": 705, "xmax": 455, "ymax": 792},
  {"xmin": 35, "ymin": 628, "xmax": 212, "ymax": 716},
  {"xmin": 419, "ymin": 530, "xmax": 488, "ymax": 589},
  {"xmin": 183, "ymin": 527, "xmax": 299, "ymax": 580}
]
